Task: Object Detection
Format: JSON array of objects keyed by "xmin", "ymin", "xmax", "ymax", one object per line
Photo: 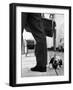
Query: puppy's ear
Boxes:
[
  {"xmin": 49, "ymin": 57, "xmax": 54, "ymax": 64},
  {"xmin": 59, "ymin": 59, "xmax": 62, "ymax": 68},
  {"xmin": 59, "ymin": 59, "xmax": 62, "ymax": 65}
]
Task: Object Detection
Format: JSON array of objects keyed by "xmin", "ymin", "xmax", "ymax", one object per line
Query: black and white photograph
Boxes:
[
  {"xmin": 21, "ymin": 12, "xmax": 64, "ymax": 77},
  {"xmin": 10, "ymin": 3, "xmax": 71, "ymax": 86}
]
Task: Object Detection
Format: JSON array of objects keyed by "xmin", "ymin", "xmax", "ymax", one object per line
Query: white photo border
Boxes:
[{"xmin": 16, "ymin": 6, "xmax": 70, "ymax": 84}]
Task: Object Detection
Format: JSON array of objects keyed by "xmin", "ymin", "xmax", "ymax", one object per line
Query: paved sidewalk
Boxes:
[{"xmin": 21, "ymin": 51, "xmax": 64, "ymax": 77}]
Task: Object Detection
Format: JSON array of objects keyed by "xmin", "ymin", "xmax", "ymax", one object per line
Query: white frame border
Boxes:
[{"xmin": 16, "ymin": 6, "xmax": 69, "ymax": 84}]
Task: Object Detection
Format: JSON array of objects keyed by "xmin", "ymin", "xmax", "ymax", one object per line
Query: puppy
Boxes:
[{"xmin": 49, "ymin": 56, "xmax": 62, "ymax": 69}]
